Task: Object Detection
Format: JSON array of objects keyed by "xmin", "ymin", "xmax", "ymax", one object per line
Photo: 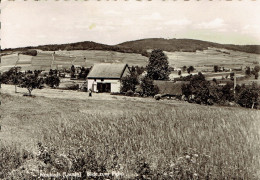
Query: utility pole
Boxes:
[
  {"xmin": 14, "ymin": 53, "xmax": 20, "ymax": 93},
  {"xmin": 233, "ymin": 72, "xmax": 236, "ymax": 96}
]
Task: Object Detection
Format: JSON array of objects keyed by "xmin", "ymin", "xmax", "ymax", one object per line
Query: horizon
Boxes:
[
  {"xmin": 2, "ymin": 37, "xmax": 260, "ymax": 50},
  {"xmin": 1, "ymin": 0, "xmax": 260, "ymax": 49}
]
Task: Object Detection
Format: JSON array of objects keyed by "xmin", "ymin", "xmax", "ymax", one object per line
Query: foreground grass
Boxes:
[{"xmin": 1, "ymin": 93, "xmax": 260, "ymax": 179}]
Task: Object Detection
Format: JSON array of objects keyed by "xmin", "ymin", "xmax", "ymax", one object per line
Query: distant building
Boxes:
[
  {"xmin": 153, "ymin": 80, "xmax": 189, "ymax": 97},
  {"xmin": 87, "ymin": 63, "xmax": 130, "ymax": 93}
]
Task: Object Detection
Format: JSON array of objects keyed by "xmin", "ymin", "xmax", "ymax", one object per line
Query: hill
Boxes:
[
  {"xmin": 118, "ymin": 38, "xmax": 260, "ymax": 54},
  {"xmin": 1, "ymin": 41, "xmax": 148, "ymax": 57},
  {"xmin": 1, "ymin": 38, "xmax": 259, "ymax": 72},
  {"xmin": 2, "ymin": 38, "xmax": 260, "ymax": 56}
]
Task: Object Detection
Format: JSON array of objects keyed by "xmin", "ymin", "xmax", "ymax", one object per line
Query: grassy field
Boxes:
[
  {"xmin": 1, "ymin": 47, "xmax": 259, "ymax": 72},
  {"xmin": 164, "ymin": 47, "xmax": 260, "ymax": 68},
  {"xmin": 1, "ymin": 87, "xmax": 260, "ymax": 179},
  {"xmin": 1, "ymin": 50, "xmax": 148, "ymax": 72}
]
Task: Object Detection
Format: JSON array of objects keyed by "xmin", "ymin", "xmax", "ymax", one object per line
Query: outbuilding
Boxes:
[{"xmin": 87, "ymin": 63, "xmax": 130, "ymax": 93}]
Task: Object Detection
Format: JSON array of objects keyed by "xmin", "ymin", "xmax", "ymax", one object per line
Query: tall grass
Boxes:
[
  {"xmin": 40, "ymin": 105, "xmax": 260, "ymax": 179},
  {"xmin": 0, "ymin": 142, "xmax": 33, "ymax": 179},
  {"xmin": 1, "ymin": 93, "xmax": 260, "ymax": 179}
]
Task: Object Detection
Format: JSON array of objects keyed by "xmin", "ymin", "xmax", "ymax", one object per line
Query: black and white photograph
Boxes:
[{"xmin": 1, "ymin": 0, "xmax": 260, "ymax": 179}]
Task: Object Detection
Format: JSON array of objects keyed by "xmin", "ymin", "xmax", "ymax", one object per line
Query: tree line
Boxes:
[
  {"xmin": 121, "ymin": 49, "xmax": 260, "ymax": 109},
  {"xmin": 1, "ymin": 68, "xmax": 60, "ymax": 96}
]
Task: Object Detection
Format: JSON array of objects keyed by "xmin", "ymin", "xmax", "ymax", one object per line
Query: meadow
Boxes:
[
  {"xmin": 1, "ymin": 47, "xmax": 259, "ymax": 73},
  {"xmin": 0, "ymin": 50, "xmax": 148, "ymax": 72},
  {"xmin": 1, "ymin": 89, "xmax": 260, "ymax": 179},
  {"xmin": 164, "ymin": 47, "xmax": 260, "ymax": 69}
]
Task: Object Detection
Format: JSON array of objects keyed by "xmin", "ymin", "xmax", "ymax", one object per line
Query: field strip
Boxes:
[{"xmin": 1, "ymin": 84, "xmax": 188, "ymax": 106}]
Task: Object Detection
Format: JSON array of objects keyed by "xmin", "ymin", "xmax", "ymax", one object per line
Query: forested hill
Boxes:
[
  {"xmin": 118, "ymin": 38, "xmax": 260, "ymax": 54},
  {"xmin": 2, "ymin": 38, "xmax": 260, "ymax": 55},
  {"xmin": 1, "ymin": 41, "xmax": 149, "ymax": 56}
]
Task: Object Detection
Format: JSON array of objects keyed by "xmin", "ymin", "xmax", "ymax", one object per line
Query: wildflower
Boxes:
[
  {"xmin": 194, "ymin": 173, "xmax": 198, "ymax": 177},
  {"xmin": 193, "ymin": 154, "xmax": 199, "ymax": 158}
]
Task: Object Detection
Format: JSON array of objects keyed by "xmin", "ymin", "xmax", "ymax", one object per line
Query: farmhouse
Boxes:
[{"xmin": 87, "ymin": 63, "xmax": 130, "ymax": 93}]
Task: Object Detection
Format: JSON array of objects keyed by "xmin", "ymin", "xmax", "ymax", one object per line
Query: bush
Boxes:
[
  {"xmin": 235, "ymin": 83, "xmax": 260, "ymax": 109},
  {"xmin": 121, "ymin": 74, "xmax": 139, "ymax": 93},
  {"xmin": 21, "ymin": 50, "xmax": 37, "ymax": 56},
  {"xmin": 44, "ymin": 75, "xmax": 60, "ymax": 88},
  {"xmin": 154, "ymin": 94, "xmax": 161, "ymax": 100},
  {"xmin": 125, "ymin": 90, "xmax": 134, "ymax": 96},
  {"xmin": 140, "ymin": 76, "xmax": 159, "ymax": 97}
]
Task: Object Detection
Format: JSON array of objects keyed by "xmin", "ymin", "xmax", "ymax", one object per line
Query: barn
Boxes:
[
  {"xmin": 153, "ymin": 80, "xmax": 189, "ymax": 98},
  {"xmin": 87, "ymin": 63, "xmax": 130, "ymax": 93}
]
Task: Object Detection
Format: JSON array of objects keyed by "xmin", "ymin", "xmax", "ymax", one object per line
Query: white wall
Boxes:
[{"xmin": 87, "ymin": 79, "xmax": 121, "ymax": 93}]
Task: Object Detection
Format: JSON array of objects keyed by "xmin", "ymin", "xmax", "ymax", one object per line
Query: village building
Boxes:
[
  {"xmin": 87, "ymin": 63, "xmax": 130, "ymax": 93},
  {"xmin": 153, "ymin": 80, "xmax": 189, "ymax": 98}
]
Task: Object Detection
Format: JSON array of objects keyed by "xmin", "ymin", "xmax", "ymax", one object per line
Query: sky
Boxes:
[{"xmin": 1, "ymin": 0, "xmax": 260, "ymax": 49}]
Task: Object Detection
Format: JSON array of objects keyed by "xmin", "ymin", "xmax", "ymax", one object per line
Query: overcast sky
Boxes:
[{"xmin": 1, "ymin": 0, "xmax": 260, "ymax": 49}]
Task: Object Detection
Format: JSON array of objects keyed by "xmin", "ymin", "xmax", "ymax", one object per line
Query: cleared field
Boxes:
[
  {"xmin": 1, "ymin": 48, "xmax": 259, "ymax": 72},
  {"xmin": 165, "ymin": 47, "xmax": 260, "ymax": 69},
  {"xmin": 1, "ymin": 54, "xmax": 18, "ymax": 66},
  {"xmin": 1, "ymin": 50, "xmax": 148, "ymax": 72},
  {"xmin": 52, "ymin": 50, "xmax": 149, "ymax": 67},
  {"xmin": 1, "ymin": 85, "xmax": 260, "ymax": 179}
]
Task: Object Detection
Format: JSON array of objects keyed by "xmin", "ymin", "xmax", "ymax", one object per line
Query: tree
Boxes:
[
  {"xmin": 222, "ymin": 82, "xmax": 234, "ymax": 102},
  {"xmin": 121, "ymin": 74, "xmax": 139, "ymax": 93},
  {"xmin": 49, "ymin": 69, "xmax": 54, "ymax": 76},
  {"xmin": 11, "ymin": 68, "xmax": 22, "ymax": 93},
  {"xmin": 187, "ymin": 66, "xmax": 195, "ymax": 74},
  {"xmin": 0, "ymin": 67, "xmax": 23, "ymax": 93},
  {"xmin": 78, "ymin": 67, "xmax": 90, "ymax": 79},
  {"xmin": 230, "ymin": 72, "xmax": 235, "ymax": 81},
  {"xmin": 20, "ymin": 74, "xmax": 43, "ymax": 96},
  {"xmin": 254, "ymin": 65, "xmax": 260, "ymax": 73},
  {"xmin": 133, "ymin": 66, "xmax": 145, "ymax": 75},
  {"xmin": 146, "ymin": 49, "xmax": 170, "ymax": 80},
  {"xmin": 245, "ymin": 66, "xmax": 251, "ymax": 76},
  {"xmin": 181, "ymin": 83, "xmax": 192, "ymax": 98},
  {"xmin": 214, "ymin": 65, "xmax": 219, "ymax": 72},
  {"xmin": 236, "ymin": 83, "xmax": 260, "ymax": 109},
  {"xmin": 182, "ymin": 66, "xmax": 187, "ymax": 72},
  {"xmin": 71, "ymin": 65, "xmax": 76, "ymax": 78},
  {"xmin": 45, "ymin": 75, "xmax": 60, "ymax": 88},
  {"xmin": 182, "ymin": 73, "xmax": 219, "ymax": 105},
  {"xmin": 140, "ymin": 76, "xmax": 159, "ymax": 96},
  {"xmin": 212, "ymin": 78, "xmax": 217, "ymax": 84},
  {"xmin": 178, "ymin": 70, "xmax": 182, "ymax": 76},
  {"xmin": 255, "ymin": 72, "xmax": 259, "ymax": 79}
]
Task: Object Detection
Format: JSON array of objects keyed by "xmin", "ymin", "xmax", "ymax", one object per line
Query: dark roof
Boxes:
[
  {"xmin": 154, "ymin": 80, "xmax": 189, "ymax": 95},
  {"xmin": 87, "ymin": 63, "xmax": 128, "ymax": 79}
]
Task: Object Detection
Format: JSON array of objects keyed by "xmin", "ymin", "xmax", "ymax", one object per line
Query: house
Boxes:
[
  {"xmin": 87, "ymin": 63, "xmax": 130, "ymax": 93},
  {"xmin": 153, "ymin": 80, "xmax": 189, "ymax": 97}
]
